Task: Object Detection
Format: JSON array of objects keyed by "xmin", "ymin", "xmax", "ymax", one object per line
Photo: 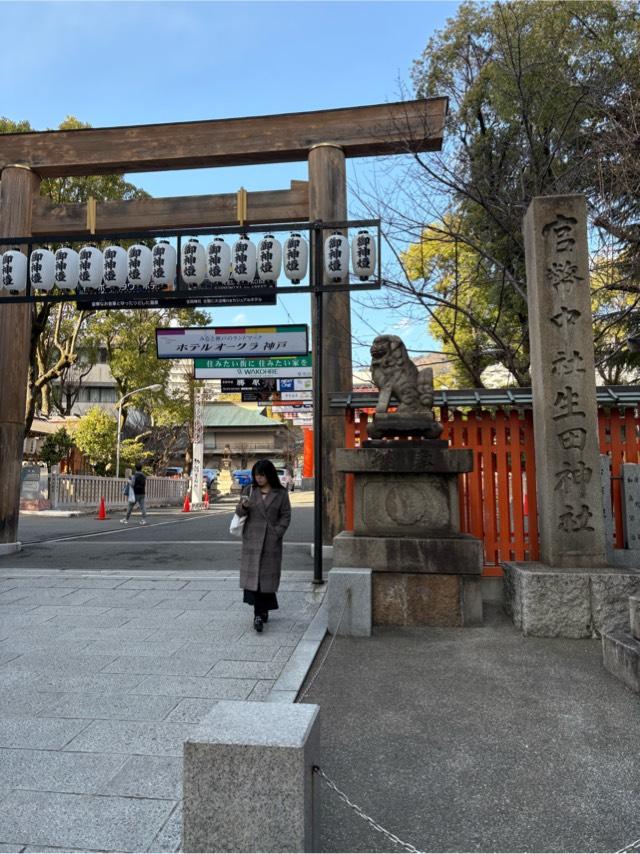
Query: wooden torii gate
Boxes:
[{"xmin": 0, "ymin": 98, "xmax": 447, "ymax": 552}]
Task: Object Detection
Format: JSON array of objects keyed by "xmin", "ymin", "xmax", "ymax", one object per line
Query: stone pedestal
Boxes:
[
  {"xmin": 183, "ymin": 701, "xmax": 320, "ymax": 852},
  {"xmin": 602, "ymin": 596, "xmax": 640, "ymax": 695},
  {"xmin": 334, "ymin": 445, "xmax": 483, "ymax": 627}
]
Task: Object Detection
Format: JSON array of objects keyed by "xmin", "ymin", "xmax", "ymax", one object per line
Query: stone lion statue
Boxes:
[{"xmin": 370, "ymin": 334, "xmax": 435, "ymax": 414}]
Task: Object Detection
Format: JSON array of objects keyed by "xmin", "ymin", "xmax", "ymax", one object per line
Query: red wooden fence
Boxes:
[{"xmin": 344, "ymin": 406, "xmax": 640, "ymax": 576}]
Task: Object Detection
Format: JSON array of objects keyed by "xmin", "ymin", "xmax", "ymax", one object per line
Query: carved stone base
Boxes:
[{"xmin": 368, "ymin": 412, "xmax": 443, "ymax": 441}]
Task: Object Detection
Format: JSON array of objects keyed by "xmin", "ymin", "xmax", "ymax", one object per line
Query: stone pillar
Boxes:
[
  {"xmin": 523, "ymin": 194, "xmax": 607, "ymax": 567},
  {"xmin": 0, "ymin": 164, "xmax": 40, "ymax": 550},
  {"xmin": 183, "ymin": 701, "xmax": 320, "ymax": 853},
  {"xmin": 308, "ymin": 144, "xmax": 351, "ymax": 543}
]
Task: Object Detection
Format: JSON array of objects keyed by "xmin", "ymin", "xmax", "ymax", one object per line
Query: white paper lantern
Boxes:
[
  {"xmin": 207, "ymin": 238, "xmax": 231, "ymax": 285},
  {"xmin": 351, "ymin": 229, "xmax": 376, "ymax": 281},
  {"xmin": 258, "ymin": 234, "xmax": 282, "ymax": 283},
  {"xmin": 283, "ymin": 233, "xmax": 308, "ymax": 284},
  {"xmin": 29, "ymin": 248, "xmax": 56, "ymax": 292},
  {"xmin": 78, "ymin": 246, "xmax": 103, "ymax": 290},
  {"xmin": 181, "ymin": 238, "xmax": 206, "ymax": 286},
  {"xmin": 127, "ymin": 244, "xmax": 153, "ymax": 288},
  {"xmin": 151, "ymin": 241, "xmax": 176, "ymax": 288},
  {"xmin": 102, "ymin": 245, "xmax": 128, "ymax": 290},
  {"xmin": 324, "ymin": 231, "xmax": 349, "ymax": 283},
  {"xmin": 1, "ymin": 248, "xmax": 28, "ymax": 293},
  {"xmin": 54, "ymin": 247, "xmax": 80, "ymax": 291},
  {"xmin": 232, "ymin": 234, "xmax": 257, "ymax": 284}
]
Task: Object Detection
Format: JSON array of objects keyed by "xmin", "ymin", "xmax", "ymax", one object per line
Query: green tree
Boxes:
[
  {"xmin": 361, "ymin": 1, "xmax": 640, "ymax": 386},
  {"xmin": 39, "ymin": 427, "xmax": 74, "ymax": 471},
  {"xmin": 74, "ymin": 407, "xmax": 117, "ymax": 476}
]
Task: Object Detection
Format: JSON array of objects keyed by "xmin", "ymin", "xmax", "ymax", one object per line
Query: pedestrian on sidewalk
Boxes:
[
  {"xmin": 236, "ymin": 458, "xmax": 291, "ymax": 633},
  {"xmin": 121, "ymin": 463, "xmax": 148, "ymax": 526}
]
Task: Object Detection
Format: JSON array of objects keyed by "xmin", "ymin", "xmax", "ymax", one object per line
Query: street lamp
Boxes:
[{"xmin": 115, "ymin": 384, "xmax": 162, "ymax": 478}]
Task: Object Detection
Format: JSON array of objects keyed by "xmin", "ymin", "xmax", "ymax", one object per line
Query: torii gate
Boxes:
[{"xmin": 0, "ymin": 98, "xmax": 447, "ymax": 553}]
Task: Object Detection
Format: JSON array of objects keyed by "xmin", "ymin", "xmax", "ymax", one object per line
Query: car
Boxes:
[
  {"xmin": 162, "ymin": 466, "xmax": 183, "ymax": 478},
  {"xmin": 233, "ymin": 469, "xmax": 253, "ymax": 487},
  {"xmin": 202, "ymin": 468, "xmax": 219, "ymax": 487},
  {"xmin": 276, "ymin": 468, "xmax": 294, "ymax": 491}
]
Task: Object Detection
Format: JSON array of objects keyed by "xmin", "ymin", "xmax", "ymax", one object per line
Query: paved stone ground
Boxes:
[{"xmin": 0, "ymin": 568, "xmax": 325, "ymax": 853}]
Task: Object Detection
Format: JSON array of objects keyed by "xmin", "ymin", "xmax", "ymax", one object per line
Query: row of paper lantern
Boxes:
[{"xmin": 0, "ymin": 229, "xmax": 376, "ymax": 294}]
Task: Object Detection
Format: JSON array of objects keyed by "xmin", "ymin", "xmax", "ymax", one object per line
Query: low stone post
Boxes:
[{"xmin": 183, "ymin": 700, "xmax": 320, "ymax": 853}]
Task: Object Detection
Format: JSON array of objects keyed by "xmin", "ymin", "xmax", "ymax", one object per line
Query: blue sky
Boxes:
[{"xmin": 2, "ymin": 0, "xmax": 460, "ymax": 379}]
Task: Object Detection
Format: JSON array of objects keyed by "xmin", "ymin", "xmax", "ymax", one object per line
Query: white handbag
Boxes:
[{"xmin": 230, "ymin": 488, "xmax": 252, "ymax": 538}]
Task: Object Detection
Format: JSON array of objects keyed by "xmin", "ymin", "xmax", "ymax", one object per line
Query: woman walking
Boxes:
[{"xmin": 236, "ymin": 459, "xmax": 291, "ymax": 632}]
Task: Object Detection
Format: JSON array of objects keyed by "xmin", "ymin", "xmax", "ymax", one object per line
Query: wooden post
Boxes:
[
  {"xmin": 0, "ymin": 164, "xmax": 40, "ymax": 549},
  {"xmin": 308, "ymin": 144, "xmax": 351, "ymax": 543}
]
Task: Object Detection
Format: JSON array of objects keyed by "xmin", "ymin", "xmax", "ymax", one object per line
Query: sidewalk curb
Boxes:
[{"xmin": 267, "ymin": 599, "xmax": 328, "ymax": 704}]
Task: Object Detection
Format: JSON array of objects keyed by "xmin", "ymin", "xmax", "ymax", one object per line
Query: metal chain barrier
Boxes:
[
  {"xmin": 313, "ymin": 765, "xmax": 424, "ymax": 854},
  {"xmin": 617, "ymin": 837, "xmax": 640, "ymax": 853},
  {"xmin": 297, "ymin": 587, "xmax": 351, "ymax": 703}
]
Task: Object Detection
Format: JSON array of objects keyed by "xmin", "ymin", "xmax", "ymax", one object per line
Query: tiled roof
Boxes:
[{"xmin": 203, "ymin": 404, "xmax": 278, "ymax": 428}]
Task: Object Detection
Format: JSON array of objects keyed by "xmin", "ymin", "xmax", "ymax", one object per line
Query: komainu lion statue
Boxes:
[{"xmin": 370, "ymin": 334, "xmax": 435, "ymax": 415}]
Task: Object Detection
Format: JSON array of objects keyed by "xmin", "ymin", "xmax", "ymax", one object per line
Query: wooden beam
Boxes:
[
  {"xmin": 30, "ymin": 181, "xmax": 309, "ymax": 235},
  {"xmin": 0, "ymin": 99, "xmax": 447, "ymax": 178}
]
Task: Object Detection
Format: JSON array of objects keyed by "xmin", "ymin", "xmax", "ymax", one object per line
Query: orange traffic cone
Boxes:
[
  {"xmin": 96, "ymin": 496, "xmax": 107, "ymax": 520},
  {"xmin": 182, "ymin": 493, "xmax": 191, "ymax": 513}
]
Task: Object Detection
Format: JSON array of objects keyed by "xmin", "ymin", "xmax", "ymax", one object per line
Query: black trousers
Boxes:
[{"xmin": 243, "ymin": 588, "xmax": 279, "ymax": 614}]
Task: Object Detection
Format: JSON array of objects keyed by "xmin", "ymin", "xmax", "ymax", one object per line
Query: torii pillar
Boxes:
[
  {"xmin": 0, "ymin": 164, "xmax": 40, "ymax": 552},
  {"xmin": 309, "ymin": 143, "xmax": 350, "ymax": 544}
]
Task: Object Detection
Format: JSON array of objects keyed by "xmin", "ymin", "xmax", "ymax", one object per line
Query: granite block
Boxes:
[
  {"xmin": 183, "ymin": 701, "xmax": 319, "ymax": 852},
  {"xmin": 247, "ymin": 680, "xmax": 276, "ymax": 702},
  {"xmin": 270, "ymin": 641, "xmax": 320, "ymax": 693},
  {"xmin": 0, "ymin": 789, "xmax": 175, "ymax": 852},
  {"xmin": 45, "ymin": 692, "xmax": 181, "ymax": 721},
  {"xmin": 26, "ymin": 673, "xmax": 146, "ymax": 695},
  {"xmin": 0, "ymin": 747, "xmax": 128, "ymax": 795},
  {"xmin": 602, "ymin": 631, "xmax": 640, "ymax": 694},
  {"xmin": 0, "ymin": 689, "xmax": 65, "ymax": 718},
  {"xmin": 81, "ymin": 639, "xmax": 188, "ymax": 656},
  {"xmin": 0, "ymin": 653, "xmax": 118, "ymax": 675},
  {"xmin": 333, "ymin": 531, "xmax": 482, "ymax": 575},
  {"xmin": 175, "ymin": 640, "xmax": 284, "ymax": 661},
  {"xmin": 100, "ymin": 653, "xmax": 220, "ymax": 677},
  {"xmin": 129, "ymin": 674, "xmax": 256, "ymax": 700},
  {"xmin": 335, "ymin": 445, "xmax": 473, "ymax": 474},
  {"xmin": 101, "ymin": 755, "xmax": 182, "ymax": 799},
  {"xmin": 373, "ymin": 573, "xmax": 462, "ymax": 627},
  {"xmin": 590, "ymin": 572, "xmax": 640, "ymax": 635},
  {"xmin": 0, "ymin": 717, "xmax": 89, "ymax": 750},
  {"xmin": 209, "ymin": 659, "xmax": 286, "ymax": 680},
  {"xmin": 328, "ymin": 568, "xmax": 372, "ymax": 637},
  {"xmin": 63, "ymin": 719, "xmax": 197, "ymax": 757}
]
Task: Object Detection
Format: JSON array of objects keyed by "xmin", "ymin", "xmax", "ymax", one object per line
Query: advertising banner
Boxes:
[
  {"xmin": 278, "ymin": 378, "xmax": 313, "ymax": 392},
  {"xmin": 157, "ymin": 325, "xmax": 308, "ymax": 360},
  {"xmin": 195, "ymin": 354, "xmax": 312, "ymax": 379}
]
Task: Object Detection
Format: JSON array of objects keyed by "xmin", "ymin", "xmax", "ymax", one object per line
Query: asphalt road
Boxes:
[{"xmin": 2, "ymin": 492, "xmax": 323, "ymax": 574}]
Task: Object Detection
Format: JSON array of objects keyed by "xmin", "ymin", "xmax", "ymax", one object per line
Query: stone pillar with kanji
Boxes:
[{"xmin": 524, "ymin": 194, "xmax": 607, "ymax": 568}]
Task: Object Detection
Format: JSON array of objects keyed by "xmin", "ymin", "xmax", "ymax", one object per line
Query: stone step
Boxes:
[
  {"xmin": 602, "ymin": 631, "xmax": 640, "ymax": 694},
  {"xmin": 631, "ymin": 596, "xmax": 640, "ymax": 640}
]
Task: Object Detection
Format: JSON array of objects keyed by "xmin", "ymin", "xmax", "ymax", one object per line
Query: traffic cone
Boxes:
[
  {"xmin": 96, "ymin": 496, "xmax": 107, "ymax": 520},
  {"xmin": 182, "ymin": 493, "xmax": 191, "ymax": 513}
]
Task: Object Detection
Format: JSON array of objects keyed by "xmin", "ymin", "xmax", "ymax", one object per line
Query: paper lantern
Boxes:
[
  {"xmin": 207, "ymin": 238, "xmax": 231, "ymax": 285},
  {"xmin": 181, "ymin": 238, "xmax": 206, "ymax": 286},
  {"xmin": 1, "ymin": 248, "xmax": 28, "ymax": 294},
  {"xmin": 283, "ymin": 233, "xmax": 308, "ymax": 284},
  {"xmin": 54, "ymin": 247, "xmax": 80, "ymax": 290},
  {"xmin": 324, "ymin": 231, "xmax": 349, "ymax": 283},
  {"xmin": 232, "ymin": 234, "xmax": 257, "ymax": 284},
  {"xmin": 102, "ymin": 245, "xmax": 128, "ymax": 290},
  {"xmin": 351, "ymin": 229, "xmax": 376, "ymax": 281},
  {"xmin": 78, "ymin": 246, "xmax": 103, "ymax": 290},
  {"xmin": 151, "ymin": 241, "xmax": 176, "ymax": 288},
  {"xmin": 127, "ymin": 244, "xmax": 153, "ymax": 288},
  {"xmin": 258, "ymin": 234, "xmax": 282, "ymax": 283},
  {"xmin": 29, "ymin": 248, "xmax": 56, "ymax": 292}
]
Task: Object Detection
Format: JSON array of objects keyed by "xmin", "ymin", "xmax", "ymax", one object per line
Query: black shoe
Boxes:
[
  {"xmin": 253, "ymin": 615, "xmax": 264, "ymax": 633},
  {"xmin": 260, "ymin": 611, "xmax": 269, "ymax": 623}
]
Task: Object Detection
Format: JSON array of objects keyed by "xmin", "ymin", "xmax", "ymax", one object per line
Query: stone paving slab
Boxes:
[{"xmin": 0, "ymin": 567, "xmax": 325, "ymax": 852}]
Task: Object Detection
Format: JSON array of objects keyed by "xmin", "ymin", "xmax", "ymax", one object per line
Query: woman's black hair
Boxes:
[{"xmin": 251, "ymin": 459, "xmax": 283, "ymax": 489}]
